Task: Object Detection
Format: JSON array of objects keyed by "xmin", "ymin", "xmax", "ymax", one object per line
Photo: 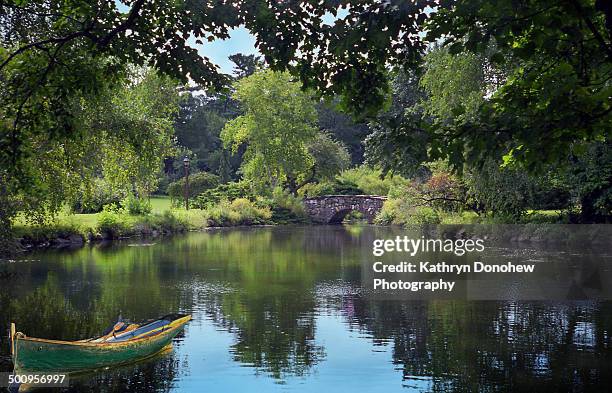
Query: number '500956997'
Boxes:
[{"xmin": 7, "ymin": 373, "xmax": 67, "ymax": 385}]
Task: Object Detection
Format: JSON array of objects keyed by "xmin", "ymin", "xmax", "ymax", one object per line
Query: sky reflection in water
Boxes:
[{"xmin": 1, "ymin": 226, "xmax": 611, "ymax": 392}]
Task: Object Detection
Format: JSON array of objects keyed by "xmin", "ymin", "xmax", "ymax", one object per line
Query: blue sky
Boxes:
[
  {"xmin": 115, "ymin": 1, "xmax": 259, "ymax": 74},
  {"xmin": 191, "ymin": 28, "xmax": 260, "ymax": 75},
  {"xmin": 115, "ymin": 1, "xmax": 349, "ymax": 75},
  {"xmin": 198, "ymin": 10, "xmax": 345, "ymax": 74}
]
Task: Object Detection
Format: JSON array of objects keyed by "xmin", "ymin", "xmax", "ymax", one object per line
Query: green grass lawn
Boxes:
[
  {"xmin": 150, "ymin": 196, "xmax": 173, "ymax": 213},
  {"xmin": 17, "ymin": 196, "xmax": 174, "ymax": 224},
  {"xmin": 436, "ymin": 209, "xmax": 565, "ymax": 225},
  {"xmin": 527, "ymin": 209, "xmax": 563, "ymax": 216},
  {"xmin": 14, "ymin": 196, "xmax": 207, "ymax": 238}
]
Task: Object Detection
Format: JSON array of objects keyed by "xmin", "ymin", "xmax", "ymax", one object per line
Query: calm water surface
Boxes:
[{"xmin": 1, "ymin": 226, "xmax": 611, "ymax": 392}]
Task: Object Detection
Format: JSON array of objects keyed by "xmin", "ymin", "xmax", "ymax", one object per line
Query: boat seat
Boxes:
[{"xmin": 87, "ymin": 322, "xmax": 139, "ymax": 343}]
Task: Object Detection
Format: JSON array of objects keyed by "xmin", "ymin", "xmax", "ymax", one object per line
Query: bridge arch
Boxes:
[{"xmin": 303, "ymin": 195, "xmax": 387, "ymax": 224}]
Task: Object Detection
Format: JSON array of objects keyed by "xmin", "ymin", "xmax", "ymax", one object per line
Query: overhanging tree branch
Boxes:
[
  {"xmin": 0, "ymin": 30, "xmax": 94, "ymax": 72},
  {"xmin": 0, "ymin": 0, "xmax": 147, "ymax": 72},
  {"xmin": 96, "ymin": 0, "xmax": 146, "ymax": 48},
  {"xmin": 570, "ymin": 0, "xmax": 612, "ymax": 59}
]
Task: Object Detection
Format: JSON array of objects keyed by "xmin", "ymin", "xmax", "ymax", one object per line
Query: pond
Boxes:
[{"xmin": 1, "ymin": 226, "xmax": 611, "ymax": 392}]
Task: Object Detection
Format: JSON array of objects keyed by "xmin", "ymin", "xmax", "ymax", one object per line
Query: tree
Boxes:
[
  {"xmin": 290, "ymin": 133, "xmax": 351, "ymax": 195},
  {"xmin": 566, "ymin": 141, "xmax": 612, "ymax": 222},
  {"xmin": 450, "ymin": 2, "xmax": 612, "ymax": 220},
  {"xmin": 2, "ymin": 0, "xmax": 610, "ymax": 229},
  {"xmin": 0, "ymin": 67, "xmax": 179, "ymax": 232},
  {"xmin": 0, "ymin": 0, "xmax": 457, "ymax": 241},
  {"xmin": 171, "ymin": 53, "xmax": 260, "ymax": 182},
  {"xmin": 221, "ymin": 70, "xmax": 318, "ymax": 193},
  {"xmin": 228, "ymin": 53, "xmax": 263, "ymax": 79},
  {"xmin": 366, "ymin": 48, "xmax": 579, "ymax": 219},
  {"xmin": 425, "ymin": 0, "xmax": 611, "ymax": 168},
  {"xmin": 419, "ymin": 46, "xmax": 491, "ymax": 123},
  {"xmin": 166, "ymin": 171, "xmax": 220, "ymax": 207},
  {"xmin": 364, "ymin": 69, "xmax": 430, "ymax": 178},
  {"xmin": 366, "ymin": 46, "xmax": 502, "ymax": 177},
  {"xmin": 74, "ymin": 68, "xmax": 180, "ymax": 202},
  {"xmin": 173, "ymin": 93, "xmax": 238, "ymax": 176},
  {"xmin": 366, "ymin": 1, "xmax": 610, "ymax": 220},
  {"xmin": 316, "ymin": 102, "xmax": 371, "ymax": 165},
  {"xmin": 1, "ymin": 0, "xmax": 434, "ymax": 176},
  {"xmin": 4, "ymin": 0, "xmax": 609, "ymax": 177}
]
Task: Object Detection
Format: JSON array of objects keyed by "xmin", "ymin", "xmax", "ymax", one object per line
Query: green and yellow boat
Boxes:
[{"xmin": 10, "ymin": 314, "xmax": 191, "ymax": 372}]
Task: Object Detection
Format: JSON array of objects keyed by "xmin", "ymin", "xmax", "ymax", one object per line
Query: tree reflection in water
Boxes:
[
  {"xmin": 330, "ymin": 295, "xmax": 612, "ymax": 392},
  {"xmin": 0, "ymin": 226, "xmax": 611, "ymax": 392}
]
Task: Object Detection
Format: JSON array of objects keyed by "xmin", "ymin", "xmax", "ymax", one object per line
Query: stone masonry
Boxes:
[{"xmin": 303, "ymin": 195, "xmax": 387, "ymax": 224}]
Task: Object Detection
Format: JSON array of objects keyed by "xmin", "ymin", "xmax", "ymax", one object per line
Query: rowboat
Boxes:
[{"xmin": 9, "ymin": 314, "xmax": 191, "ymax": 372}]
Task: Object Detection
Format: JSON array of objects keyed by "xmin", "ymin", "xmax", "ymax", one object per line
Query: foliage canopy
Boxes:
[{"xmin": 221, "ymin": 70, "xmax": 319, "ymax": 193}]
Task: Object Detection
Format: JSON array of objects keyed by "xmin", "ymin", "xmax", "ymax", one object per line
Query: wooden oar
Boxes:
[{"xmin": 10, "ymin": 322, "xmax": 15, "ymax": 357}]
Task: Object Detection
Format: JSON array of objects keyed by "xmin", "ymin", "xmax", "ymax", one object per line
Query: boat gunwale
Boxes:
[{"xmin": 12, "ymin": 315, "xmax": 191, "ymax": 348}]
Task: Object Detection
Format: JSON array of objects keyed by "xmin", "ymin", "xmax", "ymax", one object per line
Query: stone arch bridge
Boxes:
[{"xmin": 303, "ymin": 195, "xmax": 387, "ymax": 224}]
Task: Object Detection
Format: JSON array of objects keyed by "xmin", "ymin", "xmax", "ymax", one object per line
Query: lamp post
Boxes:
[{"xmin": 183, "ymin": 156, "xmax": 190, "ymax": 210}]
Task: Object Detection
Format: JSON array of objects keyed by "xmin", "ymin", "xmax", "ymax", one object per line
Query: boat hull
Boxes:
[{"xmin": 13, "ymin": 315, "xmax": 190, "ymax": 372}]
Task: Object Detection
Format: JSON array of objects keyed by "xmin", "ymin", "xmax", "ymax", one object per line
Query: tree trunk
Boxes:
[
  {"xmin": 285, "ymin": 177, "xmax": 299, "ymax": 196},
  {"xmin": 580, "ymin": 187, "xmax": 608, "ymax": 223}
]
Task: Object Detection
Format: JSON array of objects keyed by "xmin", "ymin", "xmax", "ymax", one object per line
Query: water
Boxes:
[{"xmin": 1, "ymin": 226, "xmax": 611, "ymax": 392}]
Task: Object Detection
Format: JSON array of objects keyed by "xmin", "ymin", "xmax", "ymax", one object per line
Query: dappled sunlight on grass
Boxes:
[{"xmin": 13, "ymin": 196, "xmax": 209, "ymax": 240}]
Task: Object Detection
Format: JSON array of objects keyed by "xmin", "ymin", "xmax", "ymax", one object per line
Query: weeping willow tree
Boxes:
[{"xmin": 0, "ymin": 68, "xmax": 181, "ymax": 252}]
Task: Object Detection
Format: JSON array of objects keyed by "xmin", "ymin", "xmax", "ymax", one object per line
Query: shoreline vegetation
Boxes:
[
  {"xmin": 7, "ymin": 163, "xmax": 601, "ymax": 255},
  {"xmin": 9, "ymin": 191, "xmax": 580, "ymax": 254},
  {"xmin": 11, "ymin": 194, "xmax": 305, "ymax": 252},
  {"xmin": 8, "ymin": 165, "xmax": 596, "ymax": 254}
]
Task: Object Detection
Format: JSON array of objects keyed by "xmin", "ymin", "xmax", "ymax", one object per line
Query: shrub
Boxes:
[
  {"xmin": 298, "ymin": 166, "xmax": 410, "ymax": 198},
  {"xmin": 203, "ymin": 198, "xmax": 272, "ymax": 226},
  {"xmin": 135, "ymin": 210, "xmax": 190, "ymax": 234},
  {"xmin": 375, "ymin": 198, "xmax": 441, "ymax": 226},
  {"xmin": 193, "ymin": 181, "xmax": 254, "ymax": 209},
  {"xmin": 374, "ymin": 161, "xmax": 464, "ymax": 226},
  {"xmin": 16, "ymin": 221, "xmax": 86, "ymax": 245},
  {"xmin": 415, "ymin": 170, "xmax": 466, "ymax": 212},
  {"xmin": 97, "ymin": 206, "xmax": 191, "ymax": 238},
  {"xmin": 299, "ymin": 181, "xmax": 334, "ymax": 197},
  {"xmin": 167, "ymin": 171, "xmax": 220, "ymax": 206},
  {"xmin": 463, "ymin": 159, "xmax": 539, "ymax": 219},
  {"xmin": 375, "ymin": 198, "xmax": 403, "ymax": 225},
  {"xmin": 96, "ymin": 205, "xmax": 132, "ymax": 238},
  {"xmin": 272, "ymin": 188, "xmax": 305, "ymax": 216},
  {"xmin": 268, "ymin": 187, "xmax": 307, "ymax": 223},
  {"xmin": 337, "ymin": 166, "xmax": 408, "ymax": 195},
  {"xmin": 330, "ymin": 178, "xmax": 364, "ymax": 195},
  {"xmin": 70, "ymin": 178, "xmax": 126, "ymax": 213},
  {"xmin": 530, "ymin": 182, "xmax": 572, "ymax": 210},
  {"xmin": 154, "ymin": 175, "xmax": 172, "ymax": 196},
  {"xmin": 120, "ymin": 194, "xmax": 151, "ymax": 215},
  {"xmin": 154, "ymin": 211, "xmax": 189, "ymax": 232},
  {"xmin": 343, "ymin": 210, "xmax": 365, "ymax": 222},
  {"xmin": 405, "ymin": 207, "xmax": 441, "ymax": 225}
]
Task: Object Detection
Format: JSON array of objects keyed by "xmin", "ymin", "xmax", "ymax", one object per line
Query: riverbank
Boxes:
[
  {"xmin": 8, "ymin": 195, "xmax": 574, "ymax": 254},
  {"xmin": 9, "ymin": 196, "xmax": 307, "ymax": 252},
  {"xmin": 10, "ymin": 197, "xmax": 193, "ymax": 251}
]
